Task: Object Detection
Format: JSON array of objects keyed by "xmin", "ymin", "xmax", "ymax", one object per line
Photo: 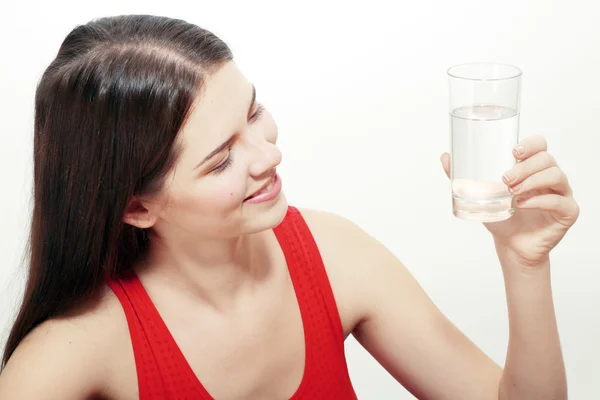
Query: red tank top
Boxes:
[{"xmin": 107, "ymin": 206, "xmax": 358, "ymax": 399}]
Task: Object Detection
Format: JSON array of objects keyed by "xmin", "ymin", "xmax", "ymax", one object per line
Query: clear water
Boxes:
[{"xmin": 450, "ymin": 105, "xmax": 519, "ymax": 222}]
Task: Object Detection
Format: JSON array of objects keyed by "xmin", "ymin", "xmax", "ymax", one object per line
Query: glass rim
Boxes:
[{"xmin": 447, "ymin": 62, "xmax": 523, "ymax": 81}]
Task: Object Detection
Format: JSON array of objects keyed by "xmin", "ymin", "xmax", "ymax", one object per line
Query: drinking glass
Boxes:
[{"xmin": 448, "ymin": 62, "xmax": 522, "ymax": 222}]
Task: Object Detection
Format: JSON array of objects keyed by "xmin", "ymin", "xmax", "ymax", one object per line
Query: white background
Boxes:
[{"xmin": 1, "ymin": 0, "xmax": 599, "ymax": 398}]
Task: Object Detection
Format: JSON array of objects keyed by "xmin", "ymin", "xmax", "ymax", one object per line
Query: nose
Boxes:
[{"xmin": 248, "ymin": 137, "xmax": 282, "ymax": 178}]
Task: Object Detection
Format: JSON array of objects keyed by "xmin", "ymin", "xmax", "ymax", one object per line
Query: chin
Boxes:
[{"xmin": 242, "ymin": 192, "xmax": 289, "ymax": 235}]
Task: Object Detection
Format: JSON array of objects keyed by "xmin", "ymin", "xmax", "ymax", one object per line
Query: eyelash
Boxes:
[
  {"xmin": 212, "ymin": 152, "xmax": 233, "ymax": 174},
  {"xmin": 250, "ymin": 104, "xmax": 265, "ymax": 122},
  {"xmin": 211, "ymin": 104, "xmax": 265, "ymax": 175}
]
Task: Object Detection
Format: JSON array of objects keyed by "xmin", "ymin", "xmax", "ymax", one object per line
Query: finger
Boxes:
[
  {"xmin": 503, "ymin": 151, "xmax": 557, "ymax": 187},
  {"xmin": 510, "ymin": 166, "xmax": 572, "ymax": 197},
  {"xmin": 440, "ymin": 152, "xmax": 450, "ymax": 179},
  {"xmin": 512, "ymin": 135, "xmax": 548, "ymax": 161},
  {"xmin": 515, "ymin": 194, "xmax": 580, "ymax": 224}
]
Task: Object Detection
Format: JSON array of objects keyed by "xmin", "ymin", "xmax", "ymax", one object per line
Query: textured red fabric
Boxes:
[{"xmin": 107, "ymin": 206, "xmax": 358, "ymax": 399}]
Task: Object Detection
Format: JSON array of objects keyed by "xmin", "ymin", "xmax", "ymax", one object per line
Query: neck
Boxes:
[{"xmin": 139, "ymin": 230, "xmax": 274, "ymax": 311}]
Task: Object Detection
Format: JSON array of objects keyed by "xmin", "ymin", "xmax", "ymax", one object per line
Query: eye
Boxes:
[
  {"xmin": 249, "ymin": 104, "xmax": 265, "ymax": 123},
  {"xmin": 211, "ymin": 151, "xmax": 233, "ymax": 174}
]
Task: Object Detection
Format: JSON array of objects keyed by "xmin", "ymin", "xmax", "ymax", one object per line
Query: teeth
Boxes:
[
  {"xmin": 249, "ymin": 176, "xmax": 275, "ymax": 199},
  {"xmin": 259, "ymin": 179, "xmax": 274, "ymax": 195}
]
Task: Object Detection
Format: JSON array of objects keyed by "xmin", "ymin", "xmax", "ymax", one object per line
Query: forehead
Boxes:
[{"xmin": 177, "ymin": 62, "xmax": 252, "ymax": 159}]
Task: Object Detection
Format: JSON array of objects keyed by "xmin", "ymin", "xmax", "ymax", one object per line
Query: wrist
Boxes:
[{"xmin": 494, "ymin": 241, "xmax": 551, "ymax": 274}]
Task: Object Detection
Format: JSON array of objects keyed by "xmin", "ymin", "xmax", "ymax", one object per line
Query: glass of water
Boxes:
[{"xmin": 447, "ymin": 62, "xmax": 522, "ymax": 223}]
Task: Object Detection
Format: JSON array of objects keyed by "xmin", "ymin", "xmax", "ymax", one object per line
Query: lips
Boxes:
[
  {"xmin": 244, "ymin": 173, "xmax": 282, "ymax": 204},
  {"xmin": 245, "ymin": 174, "xmax": 276, "ymax": 200}
]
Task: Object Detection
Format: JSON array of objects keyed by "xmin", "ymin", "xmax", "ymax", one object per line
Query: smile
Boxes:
[{"xmin": 244, "ymin": 174, "xmax": 282, "ymax": 204}]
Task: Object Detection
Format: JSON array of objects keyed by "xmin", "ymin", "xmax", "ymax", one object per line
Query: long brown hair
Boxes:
[{"xmin": 2, "ymin": 14, "xmax": 232, "ymax": 368}]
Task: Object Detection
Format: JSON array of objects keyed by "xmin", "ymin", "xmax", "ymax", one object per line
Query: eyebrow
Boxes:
[{"xmin": 193, "ymin": 85, "xmax": 256, "ymax": 171}]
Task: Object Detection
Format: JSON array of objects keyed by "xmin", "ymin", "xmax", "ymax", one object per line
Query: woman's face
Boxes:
[{"xmin": 146, "ymin": 61, "xmax": 288, "ymax": 241}]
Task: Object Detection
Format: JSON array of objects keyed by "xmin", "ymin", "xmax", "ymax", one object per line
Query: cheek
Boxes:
[
  {"xmin": 167, "ymin": 173, "xmax": 247, "ymax": 216},
  {"xmin": 204, "ymin": 174, "xmax": 248, "ymax": 209}
]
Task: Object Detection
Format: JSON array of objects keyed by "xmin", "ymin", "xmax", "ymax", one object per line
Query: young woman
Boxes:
[{"xmin": 0, "ymin": 14, "xmax": 578, "ymax": 400}]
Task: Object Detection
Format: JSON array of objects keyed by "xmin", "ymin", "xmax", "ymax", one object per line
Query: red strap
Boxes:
[
  {"xmin": 107, "ymin": 206, "xmax": 356, "ymax": 399},
  {"xmin": 107, "ymin": 274, "xmax": 211, "ymax": 399},
  {"xmin": 274, "ymin": 207, "xmax": 354, "ymax": 399}
]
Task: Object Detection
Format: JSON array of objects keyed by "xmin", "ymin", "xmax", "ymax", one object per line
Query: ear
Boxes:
[{"xmin": 123, "ymin": 197, "xmax": 158, "ymax": 229}]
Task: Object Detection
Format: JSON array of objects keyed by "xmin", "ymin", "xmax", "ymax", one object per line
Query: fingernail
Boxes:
[
  {"xmin": 513, "ymin": 146, "xmax": 525, "ymax": 157},
  {"xmin": 502, "ymin": 173, "xmax": 513, "ymax": 185},
  {"xmin": 510, "ymin": 183, "xmax": 522, "ymax": 194}
]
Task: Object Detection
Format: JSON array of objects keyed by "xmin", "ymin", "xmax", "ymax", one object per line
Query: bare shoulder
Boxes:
[
  {"xmin": 296, "ymin": 207, "xmax": 377, "ymax": 248},
  {"xmin": 297, "ymin": 208, "xmax": 415, "ymax": 333},
  {"xmin": 0, "ymin": 286, "xmax": 132, "ymax": 399},
  {"xmin": 297, "ymin": 207, "xmax": 433, "ymax": 312},
  {"xmin": 297, "ymin": 207, "xmax": 404, "ymax": 273},
  {"xmin": 296, "ymin": 207, "xmax": 367, "ymax": 279}
]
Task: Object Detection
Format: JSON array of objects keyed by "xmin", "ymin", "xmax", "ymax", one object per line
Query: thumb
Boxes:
[{"xmin": 440, "ymin": 152, "xmax": 451, "ymax": 179}]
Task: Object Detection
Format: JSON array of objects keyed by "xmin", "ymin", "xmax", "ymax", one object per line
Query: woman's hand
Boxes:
[{"xmin": 441, "ymin": 135, "xmax": 580, "ymax": 268}]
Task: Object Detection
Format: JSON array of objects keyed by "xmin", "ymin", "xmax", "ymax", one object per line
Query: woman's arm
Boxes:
[
  {"xmin": 303, "ymin": 136, "xmax": 575, "ymax": 400},
  {"xmin": 496, "ymin": 250, "xmax": 567, "ymax": 399},
  {"xmin": 304, "ymin": 209, "xmax": 502, "ymax": 399},
  {"xmin": 351, "ymin": 234, "xmax": 504, "ymax": 399},
  {"xmin": 303, "ymin": 209, "xmax": 567, "ymax": 400}
]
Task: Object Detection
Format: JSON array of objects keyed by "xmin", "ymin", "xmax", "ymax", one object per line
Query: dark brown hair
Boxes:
[{"xmin": 1, "ymin": 14, "xmax": 232, "ymax": 368}]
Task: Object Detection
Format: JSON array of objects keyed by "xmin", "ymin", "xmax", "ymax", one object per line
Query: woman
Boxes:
[{"xmin": 0, "ymin": 14, "xmax": 578, "ymax": 400}]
